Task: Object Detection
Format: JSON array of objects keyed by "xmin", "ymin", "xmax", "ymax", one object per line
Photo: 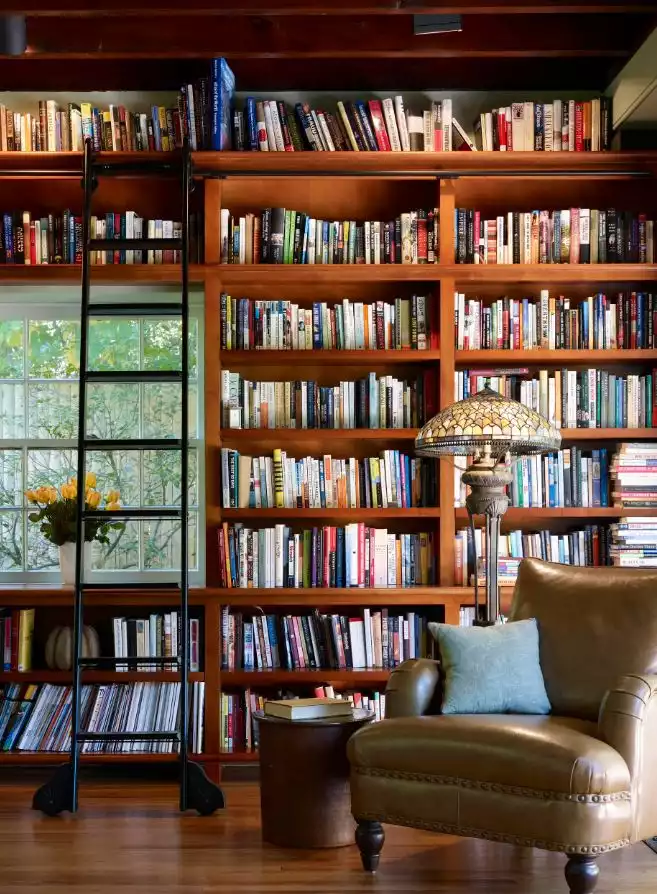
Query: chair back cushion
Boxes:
[{"xmin": 510, "ymin": 558, "xmax": 657, "ymax": 720}]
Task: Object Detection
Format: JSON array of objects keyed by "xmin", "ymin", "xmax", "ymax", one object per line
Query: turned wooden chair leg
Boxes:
[
  {"xmin": 355, "ymin": 820, "xmax": 385, "ymax": 872},
  {"xmin": 565, "ymin": 855, "xmax": 599, "ymax": 893}
]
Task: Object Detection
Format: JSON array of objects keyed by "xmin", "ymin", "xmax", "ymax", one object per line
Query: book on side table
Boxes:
[{"xmin": 264, "ymin": 698, "xmax": 354, "ymax": 721}]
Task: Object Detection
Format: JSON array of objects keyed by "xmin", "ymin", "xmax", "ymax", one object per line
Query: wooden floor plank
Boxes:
[{"xmin": 0, "ymin": 780, "xmax": 655, "ymax": 892}]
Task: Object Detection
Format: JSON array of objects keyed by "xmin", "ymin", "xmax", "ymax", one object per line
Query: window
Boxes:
[{"xmin": 0, "ymin": 287, "xmax": 203, "ymax": 583}]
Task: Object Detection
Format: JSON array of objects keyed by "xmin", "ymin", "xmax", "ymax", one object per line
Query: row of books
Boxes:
[
  {"xmin": 0, "ymin": 682, "xmax": 206, "ymax": 753},
  {"xmin": 220, "ymin": 688, "xmax": 386, "ymax": 754},
  {"xmin": 220, "ymin": 371, "xmax": 434, "ymax": 431},
  {"xmin": 0, "ymin": 211, "xmax": 189, "ymax": 266},
  {"xmin": 454, "ymin": 290, "xmax": 657, "ymax": 351},
  {"xmin": 233, "ymin": 97, "xmax": 458, "ymax": 153},
  {"xmin": 220, "ymin": 449, "xmax": 437, "ymax": 510},
  {"xmin": 1, "ymin": 609, "xmax": 34, "ymax": 672},
  {"xmin": 455, "ymin": 209, "xmax": 655, "ymax": 265},
  {"xmin": 0, "ymin": 58, "xmax": 234, "ymax": 152},
  {"xmin": 474, "ymin": 98, "xmax": 611, "ymax": 152},
  {"xmin": 217, "ymin": 524, "xmax": 437, "ymax": 590},
  {"xmin": 456, "ymin": 369, "xmax": 656, "ymax": 430},
  {"xmin": 454, "ymin": 524, "xmax": 611, "ymax": 586},
  {"xmin": 610, "ymin": 443, "xmax": 657, "ymax": 509},
  {"xmin": 111, "ymin": 615, "xmax": 201, "ymax": 672},
  {"xmin": 219, "ymin": 207, "xmax": 439, "ymax": 265},
  {"xmin": 221, "ymin": 608, "xmax": 428, "ymax": 671},
  {"xmin": 220, "ymin": 294, "xmax": 437, "ymax": 352},
  {"xmin": 610, "ymin": 518, "xmax": 657, "ymax": 568}
]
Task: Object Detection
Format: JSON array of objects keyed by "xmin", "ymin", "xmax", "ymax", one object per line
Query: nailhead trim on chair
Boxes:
[
  {"xmin": 354, "ymin": 766, "xmax": 631, "ymax": 804},
  {"xmin": 355, "ymin": 810, "xmax": 630, "ymax": 855}
]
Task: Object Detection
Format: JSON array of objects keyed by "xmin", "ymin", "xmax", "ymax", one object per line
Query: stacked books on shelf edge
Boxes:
[
  {"xmin": 454, "ymin": 290, "xmax": 657, "ymax": 351},
  {"xmin": 221, "ymin": 607, "xmax": 428, "ymax": 670},
  {"xmin": 1, "ymin": 609, "xmax": 34, "ymax": 672},
  {"xmin": 611, "ymin": 443, "xmax": 657, "ymax": 510},
  {"xmin": 218, "ymin": 523, "xmax": 437, "ymax": 589},
  {"xmin": 220, "ymin": 207, "xmax": 439, "ymax": 265},
  {"xmin": 221, "ymin": 294, "xmax": 437, "ymax": 351},
  {"xmin": 455, "ymin": 208, "xmax": 655, "ymax": 265},
  {"xmin": 0, "ymin": 682, "xmax": 205, "ymax": 754},
  {"xmin": 611, "ymin": 517, "xmax": 657, "ymax": 568},
  {"xmin": 111, "ymin": 614, "xmax": 201, "ymax": 672},
  {"xmin": 456, "ymin": 368, "xmax": 656, "ymax": 430},
  {"xmin": 220, "ymin": 370, "xmax": 435, "ymax": 430},
  {"xmin": 220, "ymin": 448, "xmax": 437, "ymax": 510},
  {"xmin": 474, "ymin": 98, "xmax": 611, "ymax": 152}
]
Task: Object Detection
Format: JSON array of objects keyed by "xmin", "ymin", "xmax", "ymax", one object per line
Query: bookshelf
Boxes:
[{"xmin": 1, "ymin": 148, "xmax": 656, "ymax": 775}]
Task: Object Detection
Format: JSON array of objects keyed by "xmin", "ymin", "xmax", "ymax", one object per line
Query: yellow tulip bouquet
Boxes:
[{"xmin": 25, "ymin": 473, "xmax": 125, "ymax": 546}]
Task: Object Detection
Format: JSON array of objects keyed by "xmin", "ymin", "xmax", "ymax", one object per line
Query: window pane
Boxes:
[
  {"xmin": 29, "ymin": 320, "xmax": 80, "ymax": 378},
  {"xmin": 0, "ymin": 450, "xmax": 22, "ymax": 507},
  {"xmin": 142, "ymin": 515, "xmax": 197, "ymax": 571},
  {"xmin": 0, "ymin": 320, "xmax": 24, "ymax": 378},
  {"xmin": 28, "ymin": 382, "xmax": 78, "ymax": 438},
  {"xmin": 27, "ymin": 449, "xmax": 76, "ymax": 490},
  {"xmin": 0, "ymin": 382, "xmax": 25, "ymax": 439},
  {"xmin": 86, "ymin": 383, "xmax": 139, "ymax": 440},
  {"xmin": 88, "ymin": 319, "xmax": 140, "ymax": 371},
  {"xmin": 143, "ymin": 319, "xmax": 198, "ymax": 377},
  {"xmin": 143, "ymin": 449, "xmax": 197, "ymax": 507},
  {"xmin": 86, "ymin": 450, "xmax": 140, "ymax": 508},
  {"xmin": 27, "ymin": 519, "xmax": 59, "ymax": 571},
  {"xmin": 142, "ymin": 382, "xmax": 197, "ymax": 439},
  {"xmin": 0, "ymin": 511, "xmax": 23, "ymax": 570},
  {"xmin": 91, "ymin": 520, "xmax": 139, "ymax": 572}
]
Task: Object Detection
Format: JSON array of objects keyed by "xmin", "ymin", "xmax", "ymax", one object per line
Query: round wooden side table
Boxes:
[{"xmin": 255, "ymin": 708, "xmax": 375, "ymax": 849}]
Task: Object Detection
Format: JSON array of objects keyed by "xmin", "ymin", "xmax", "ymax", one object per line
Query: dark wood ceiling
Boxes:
[{"xmin": 1, "ymin": 2, "xmax": 655, "ymax": 92}]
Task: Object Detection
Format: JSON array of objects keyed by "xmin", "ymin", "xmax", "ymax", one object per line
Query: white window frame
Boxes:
[{"xmin": 0, "ymin": 284, "xmax": 205, "ymax": 586}]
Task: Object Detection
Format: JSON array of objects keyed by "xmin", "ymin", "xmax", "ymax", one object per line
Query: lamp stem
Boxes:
[{"xmin": 486, "ymin": 512, "xmax": 501, "ymax": 624}]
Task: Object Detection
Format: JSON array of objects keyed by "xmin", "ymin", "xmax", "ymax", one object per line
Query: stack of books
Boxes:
[
  {"xmin": 220, "ymin": 294, "xmax": 437, "ymax": 351},
  {"xmin": 456, "ymin": 368, "xmax": 656, "ymax": 429},
  {"xmin": 455, "ymin": 208, "xmax": 655, "ymax": 265},
  {"xmin": 111, "ymin": 614, "xmax": 201, "ymax": 672},
  {"xmin": 218, "ymin": 523, "xmax": 437, "ymax": 589},
  {"xmin": 220, "ymin": 207, "xmax": 439, "ymax": 265},
  {"xmin": 1, "ymin": 609, "xmax": 34, "ymax": 672},
  {"xmin": 454, "ymin": 290, "xmax": 657, "ymax": 351},
  {"xmin": 610, "ymin": 518, "xmax": 657, "ymax": 568},
  {"xmin": 474, "ymin": 98, "xmax": 611, "ymax": 152},
  {"xmin": 611, "ymin": 443, "xmax": 657, "ymax": 509},
  {"xmin": 221, "ymin": 607, "xmax": 428, "ymax": 670},
  {"xmin": 221, "ymin": 370, "xmax": 434, "ymax": 430},
  {"xmin": 220, "ymin": 448, "xmax": 437, "ymax": 510}
]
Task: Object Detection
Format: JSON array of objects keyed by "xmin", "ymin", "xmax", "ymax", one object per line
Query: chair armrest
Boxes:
[
  {"xmin": 598, "ymin": 674, "xmax": 657, "ymax": 841},
  {"xmin": 384, "ymin": 658, "xmax": 441, "ymax": 718}
]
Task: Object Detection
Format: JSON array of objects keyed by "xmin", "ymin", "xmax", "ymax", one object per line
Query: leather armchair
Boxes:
[{"xmin": 348, "ymin": 558, "xmax": 657, "ymax": 893}]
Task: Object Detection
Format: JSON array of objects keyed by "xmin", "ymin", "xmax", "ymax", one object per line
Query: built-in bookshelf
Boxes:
[{"xmin": 1, "ymin": 141, "xmax": 657, "ymax": 780}]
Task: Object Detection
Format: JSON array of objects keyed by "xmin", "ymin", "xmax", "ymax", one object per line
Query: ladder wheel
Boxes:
[
  {"xmin": 185, "ymin": 761, "xmax": 225, "ymax": 816},
  {"xmin": 32, "ymin": 763, "xmax": 76, "ymax": 816}
]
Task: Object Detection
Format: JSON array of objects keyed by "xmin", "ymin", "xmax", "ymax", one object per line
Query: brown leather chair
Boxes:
[{"xmin": 348, "ymin": 558, "xmax": 657, "ymax": 893}]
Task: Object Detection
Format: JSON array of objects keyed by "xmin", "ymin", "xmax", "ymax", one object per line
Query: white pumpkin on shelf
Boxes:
[{"xmin": 44, "ymin": 626, "xmax": 101, "ymax": 671}]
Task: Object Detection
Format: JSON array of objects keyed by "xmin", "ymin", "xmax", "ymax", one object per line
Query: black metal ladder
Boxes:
[{"xmin": 33, "ymin": 138, "xmax": 224, "ymax": 816}]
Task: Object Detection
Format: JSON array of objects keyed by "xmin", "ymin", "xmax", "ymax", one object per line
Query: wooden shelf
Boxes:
[
  {"xmin": 221, "ymin": 669, "xmax": 391, "ymax": 686},
  {"xmin": 451, "ymin": 264, "xmax": 657, "ymax": 284},
  {"xmin": 0, "ymin": 671, "xmax": 204, "ymax": 684},
  {"xmin": 218, "ymin": 750, "xmax": 260, "ymax": 763},
  {"xmin": 221, "ymin": 507, "xmax": 439, "ymax": 520},
  {"xmin": 0, "ymin": 751, "xmax": 208, "ymax": 765},
  {"xmin": 455, "ymin": 507, "xmax": 657, "ymax": 524},
  {"xmin": 216, "ymin": 265, "xmax": 441, "ymax": 284},
  {"xmin": 0, "ymin": 264, "xmax": 206, "ymax": 283},
  {"xmin": 224, "ymin": 349, "xmax": 441, "ymax": 366},
  {"xmin": 456, "ymin": 349, "xmax": 657, "ymax": 364},
  {"xmin": 0, "ymin": 585, "xmax": 208, "ymax": 606},
  {"xmin": 209, "ymin": 587, "xmax": 464, "ymax": 606},
  {"xmin": 560, "ymin": 428, "xmax": 657, "ymax": 440},
  {"xmin": 220, "ymin": 428, "xmax": 419, "ymax": 444}
]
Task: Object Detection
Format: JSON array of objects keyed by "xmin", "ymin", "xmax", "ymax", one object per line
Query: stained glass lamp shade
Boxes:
[{"xmin": 415, "ymin": 387, "xmax": 561, "ymax": 624}]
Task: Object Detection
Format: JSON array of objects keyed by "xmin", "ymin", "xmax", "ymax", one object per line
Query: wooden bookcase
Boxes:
[{"xmin": 1, "ymin": 149, "xmax": 657, "ymax": 778}]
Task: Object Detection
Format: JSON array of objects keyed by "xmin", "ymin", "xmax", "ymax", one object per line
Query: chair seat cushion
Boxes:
[{"xmin": 348, "ymin": 714, "xmax": 630, "ymax": 798}]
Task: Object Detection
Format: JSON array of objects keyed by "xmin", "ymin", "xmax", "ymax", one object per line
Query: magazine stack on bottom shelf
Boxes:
[{"xmin": 610, "ymin": 443, "xmax": 657, "ymax": 569}]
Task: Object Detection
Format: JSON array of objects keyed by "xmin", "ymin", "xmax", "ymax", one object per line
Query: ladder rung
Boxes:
[
  {"xmin": 83, "ymin": 438, "xmax": 184, "ymax": 450},
  {"xmin": 81, "ymin": 582, "xmax": 182, "ymax": 591},
  {"xmin": 78, "ymin": 657, "xmax": 180, "ymax": 668},
  {"xmin": 83, "ymin": 508, "xmax": 183, "ymax": 519},
  {"xmin": 85, "ymin": 370, "xmax": 183, "ymax": 384},
  {"xmin": 76, "ymin": 731, "xmax": 180, "ymax": 742},
  {"xmin": 88, "ymin": 238, "xmax": 182, "ymax": 252},
  {"xmin": 87, "ymin": 303, "xmax": 184, "ymax": 317}
]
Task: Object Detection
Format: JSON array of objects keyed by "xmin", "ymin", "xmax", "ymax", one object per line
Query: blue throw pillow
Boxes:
[{"xmin": 428, "ymin": 618, "xmax": 552, "ymax": 715}]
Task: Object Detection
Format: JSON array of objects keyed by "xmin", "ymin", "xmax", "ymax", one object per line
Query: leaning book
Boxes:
[{"xmin": 264, "ymin": 697, "xmax": 353, "ymax": 721}]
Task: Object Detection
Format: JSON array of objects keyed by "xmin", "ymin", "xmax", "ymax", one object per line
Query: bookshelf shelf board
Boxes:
[
  {"xmin": 221, "ymin": 507, "xmax": 440, "ymax": 520},
  {"xmin": 455, "ymin": 507, "xmax": 657, "ymax": 524},
  {"xmin": 0, "ymin": 264, "xmax": 205, "ymax": 283},
  {"xmin": 0, "ymin": 671, "xmax": 204, "ymax": 684},
  {"xmin": 560, "ymin": 427, "xmax": 657, "ymax": 440},
  {"xmin": 451, "ymin": 264, "xmax": 657, "ymax": 284},
  {"xmin": 0, "ymin": 752, "xmax": 207, "ymax": 765},
  {"xmin": 221, "ymin": 669, "xmax": 391, "ymax": 686},
  {"xmin": 456, "ymin": 349, "xmax": 657, "ymax": 365},
  {"xmin": 224, "ymin": 349, "xmax": 441, "ymax": 366},
  {"xmin": 220, "ymin": 428, "xmax": 420, "ymax": 445},
  {"xmin": 208, "ymin": 587, "xmax": 463, "ymax": 607},
  {"xmin": 0, "ymin": 585, "xmax": 207, "ymax": 607},
  {"xmin": 218, "ymin": 750, "xmax": 260, "ymax": 763},
  {"xmin": 216, "ymin": 265, "xmax": 441, "ymax": 285}
]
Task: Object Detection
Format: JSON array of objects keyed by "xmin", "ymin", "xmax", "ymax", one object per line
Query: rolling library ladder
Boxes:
[{"xmin": 32, "ymin": 139, "xmax": 224, "ymax": 817}]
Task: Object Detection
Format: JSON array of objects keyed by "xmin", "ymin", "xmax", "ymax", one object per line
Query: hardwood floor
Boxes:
[{"xmin": 0, "ymin": 778, "xmax": 655, "ymax": 893}]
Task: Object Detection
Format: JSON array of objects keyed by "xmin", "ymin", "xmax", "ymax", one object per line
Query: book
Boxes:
[
  {"xmin": 211, "ymin": 58, "xmax": 235, "ymax": 151},
  {"xmin": 264, "ymin": 697, "xmax": 353, "ymax": 720}
]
